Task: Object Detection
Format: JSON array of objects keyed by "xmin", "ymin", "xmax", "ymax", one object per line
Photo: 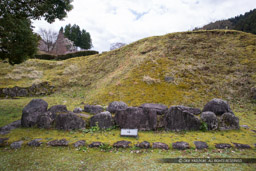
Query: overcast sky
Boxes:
[{"xmin": 32, "ymin": 0, "xmax": 256, "ymax": 52}]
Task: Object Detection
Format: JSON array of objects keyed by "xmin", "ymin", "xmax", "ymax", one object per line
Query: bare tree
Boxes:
[
  {"xmin": 39, "ymin": 28, "xmax": 58, "ymax": 52},
  {"xmin": 110, "ymin": 42, "xmax": 126, "ymax": 51}
]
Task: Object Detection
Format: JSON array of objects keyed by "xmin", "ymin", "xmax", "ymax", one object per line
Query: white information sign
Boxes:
[{"xmin": 120, "ymin": 129, "xmax": 138, "ymax": 137}]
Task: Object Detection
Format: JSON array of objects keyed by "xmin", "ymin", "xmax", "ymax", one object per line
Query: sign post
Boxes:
[{"xmin": 120, "ymin": 129, "xmax": 138, "ymax": 137}]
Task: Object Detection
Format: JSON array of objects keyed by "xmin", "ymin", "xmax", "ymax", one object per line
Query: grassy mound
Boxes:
[{"xmin": 0, "ymin": 30, "xmax": 255, "ymax": 170}]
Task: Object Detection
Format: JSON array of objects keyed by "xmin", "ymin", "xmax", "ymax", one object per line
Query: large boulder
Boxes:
[
  {"xmin": 115, "ymin": 107, "xmax": 157, "ymax": 130},
  {"xmin": 107, "ymin": 101, "xmax": 128, "ymax": 114},
  {"xmin": 165, "ymin": 106, "xmax": 201, "ymax": 131},
  {"xmin": 48, "ymin": 105, "xmax": 68, "ymax": 115},
  {"xmin": 200, "ymin": 112, "xmax": 218, "ymax": 130},
  {"xmin": 219, "ymin": 113, "xmax": 239, "ymax": 130},
  {"xmin": 139, "ymin": 103, "xmax": 168, "ymax": 115},
  {"xmin": 21, "ymin": 99, "xmax": 48, "ymax": 127},
  {"xmin": 84, "ymin": 105, "xmax": 103, "ymax": 114},
  {"xmin": 202, "ymin": 98, "xmax": 233, "ymax": 115},
  {"xmin": 90, "ymin": 111, "xmax": 113, "ymax": 129},
  {"xmin": 55, "ymin": 112, "xmax": 86, "ymax": 130},
  {"xmin": 36, "ymin": 111, "xmax": 55, "ymax": 129}
]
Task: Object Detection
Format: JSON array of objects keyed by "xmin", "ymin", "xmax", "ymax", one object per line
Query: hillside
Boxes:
[
  {"xmin": 1, "ymin": 30, "xmax": 256, "ymax": 170},
  {"xmin": 1, "ymin": 30, "xmax": 255, "ymax": 108},
  {"xmin": 196, "ymin": 9, "xmax": 256, "ymax": 34}
]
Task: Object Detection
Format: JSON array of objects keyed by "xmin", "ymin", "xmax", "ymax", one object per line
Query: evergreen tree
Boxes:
[{"xmin": 63, "ymin": 24, "xmax": 92, "ymax": 50}]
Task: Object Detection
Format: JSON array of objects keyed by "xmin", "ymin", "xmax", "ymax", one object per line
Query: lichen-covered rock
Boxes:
[
  {"xmin": 84, "ymin": 105, "xmax": 104, "ymax": 114},
  {"xmin": 0, "ymin": 120, "xmax": 21, "ymax": 135},
  {"xmin": 89, "ymin": 142, "xmax": 103, "ymax": 148},
  {"xmin": 10, "ymin": 141, "xmax": 23, "ymax": 149},
  {"xmin": 172, "ymin": 141, "xmax": 190, "ymax": 150},
  {"xmin": 232, "ymin": 143, "xmax": 251, "ymax": 149},
  {"xmin": 27, "ymin": 139, "xmax": 43, "ymax": 147},
  {"xmin": 219, "ymin": 112, "xmax": 239, "ymax": 130},
  {"xmin": 55, "ymin": 113, "xmax": 85, "ymax": 130},
  {"xmin": 113, "ymin": 141, "xmax": 131, "ymax": 148},
  {"xmin": 36, "ymin": 111, "xmax": 55, "ymax": 129},
  {"xmin": 73, "ymin": 140, "xmax": 86, "ymax": 148},
  {"xmin": 21, "ymin": 99, "xmax": 48, "ymax": 127},
  {"xmin": 48, "ymin": 105, "xmax": 68, "ymax": 115},
  {"xmin": 194, "ymin": 141, "xmax": 208, "ymax": 149},
  {"xmin": 152, "ymin": 142, "xmax": 169, "ymax": 150},
  {"xmin": 135, "ymin": 141, "xmax": 151, "ymax": 149},
  {"xmin": 73, "ymin": 107, "xmax": 83, "ymax": 113},
  {"xmin": 0, "ymin": 138, "xmax": 9, "ymax": 147},
  {"xmin": 90, "ymin": 111, "xmax": 113, "ymax": 129},
  {"xmin": 215, "ymin": 143, "xmax": 232, "ymax": 149},
  {"xmin": 165, "ymin": 106, "xmax": 201, "ymax": 131},
  {"xmin": 115, "ymin": 107, "xmax": 157, "ymax": 130},
  {"xmin": 200, "ymin": 112, "xmax": 218, "ymax": 130},
  {"xmin": 202, "ymin": 98, "xmax": 233, "ymax": 115},
  {"xmin": 47, "ymin": 139, "xmax": 69, "ymax": 146},
  {"xmin": 139, "ymin": 103, "xmax": 168, "ymax": 115},
  {"xmin": 107, "ymin": 101, "xmax": 128, "ymax": 114}
]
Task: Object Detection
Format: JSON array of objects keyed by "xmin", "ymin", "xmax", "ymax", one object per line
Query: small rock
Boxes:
[
  {"xmin": 10, "ymin": 141, "xmax": 23, "ymax": 149},
  {"xmin": 113, "ymin": 141, "xmax": 131, "ymax": 148},
  {"xmin": 28, "ymin": 139, "xmax": 43, "ymax": 147},
  {"xmin": 194, "ymin": 141, "xmax": 208, "ymax": 149},
  {"xmin": 172, "ymin": 141, "xmax": 190, "ymax": 150},
  {"xmin": 0, "ymin": 138, "xmax": 9, "ymax": 146},
  {"xmin": 251, "ymin": 87, "xmax": 256, "ymax": 100},
  {"xmin": 215, "ymin": 143, "xmax": 232, "ymax": 149},
  {"xmin": 241, "ymin": 125, "xmax": 249, "ymax": 129},
  {"xmin": 152, "ymin": 142, "xmax": 169, "ymax": 150},
  {"xmin": 47, "ymin": 139, "xmax": 69, "ymax": 146},
  {"xmin": 164, "ymin": 76, "xmax": 175, "ymax": 83},
  {"xmin": 0, "ymin": 120, "xmax": 21, "ymax": 134},
  {"xmin": 89, "ymin": 142, "xmax": 103, "ymax": 148},
  {"xmin": 73, "ymin": 107, "xmax": 83, "ymax": 113},
  {"xmin": 232, "ymin": 143, "xmax": 251, "ymax": 149},
  {"xmin": 107, "ymin": 101, "xmax": 128, "ymax": 114},
  {"xmin": 202, "ymin": 98, "xmax": 233, "ymax": 116},
  {"xmin": 73, "ymin": 140, "xmax": 86, "ymax": 148},
  {"xmin": 84, "ymin": 105, "xmax": 104, "ymax": 114},
  {"xmin": 135, "ymin": 141, "xmax": 151, "ymax": 149}
]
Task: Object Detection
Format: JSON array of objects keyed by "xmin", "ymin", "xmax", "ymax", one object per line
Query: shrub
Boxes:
[
  {"xmin": 34, "ymin": 54, "xmax": 56, "ymax": 60},
  {"xmin": 56, "ymin": 50, "xmax": 99, "ymax": 60}
]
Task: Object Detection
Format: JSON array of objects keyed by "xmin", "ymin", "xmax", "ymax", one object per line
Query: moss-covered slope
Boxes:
[{"xmin": 0, "ymin": 30, "xmax": 255, "ymax": 107}]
